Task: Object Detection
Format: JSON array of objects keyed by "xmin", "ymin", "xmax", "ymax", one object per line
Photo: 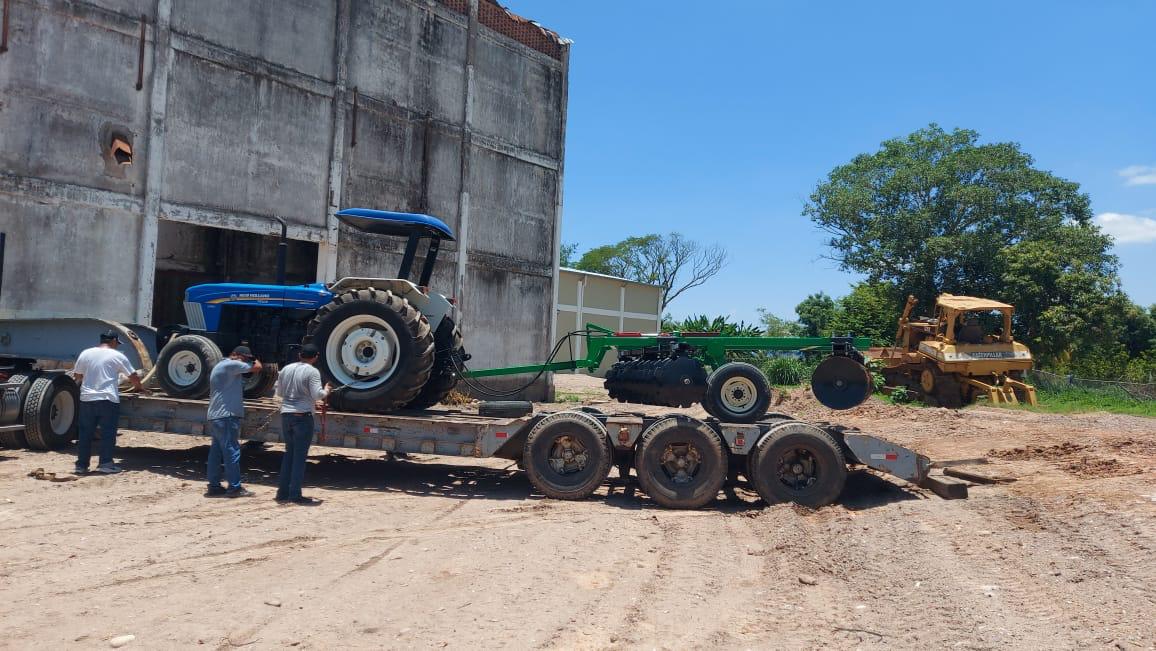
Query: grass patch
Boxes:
[
  {"xmin": 994, "ymin": 386, "xmax": 1156, "ymax": 418},
  {"xmin": 554, "ymin": 391, "xmax": 598, "ymax": 403}
]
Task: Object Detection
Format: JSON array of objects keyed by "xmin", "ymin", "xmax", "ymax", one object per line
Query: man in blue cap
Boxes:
[{"xmin": 205, "ymin": 345, "xmax": 263, "ymax": 497}]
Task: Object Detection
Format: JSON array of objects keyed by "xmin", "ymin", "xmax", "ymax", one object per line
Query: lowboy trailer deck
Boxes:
[{"xmin": 108, "ymin": 393, "xmax": 945, "ymax": 508}]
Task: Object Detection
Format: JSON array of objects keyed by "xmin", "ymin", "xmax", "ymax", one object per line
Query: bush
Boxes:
[
  {"xmin": 761, "ymin": 357, "xmax": 807, "ymax": 386},
  {"xmin": 887, "ymin": 386, "xmax": 916, "ymax": 404}
]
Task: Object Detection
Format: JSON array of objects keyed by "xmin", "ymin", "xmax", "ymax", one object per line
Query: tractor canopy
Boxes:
[
  {"xmin": 336, "ymin": 208, "xmax": 454, "ymax": 241},
  {"xmin": 935, "ymin": 294, "xmax": 1013, "ymax": 313}
]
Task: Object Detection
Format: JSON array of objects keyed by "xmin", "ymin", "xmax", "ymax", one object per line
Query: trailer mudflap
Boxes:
[{"xmin": 835, "ymin": 429, "xmax": 931, "ymax": 484}]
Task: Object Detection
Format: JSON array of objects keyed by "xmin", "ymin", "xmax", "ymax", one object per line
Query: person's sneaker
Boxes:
[
  {"xmin": 274, "ymin": 493, "xmax": 289, "ymax": 504},
  {"xmin": 205, "ymin": 485, "xmax": 227, "ymax": 497},
  {"xmin": 73, "ymin": 466, "xmax": 88, "ymax": 475},
  {"xmin": 290, "ymin": 496, "xmax": 321, "ymax": 506},
  {"xmin": 225, "ymin": 487, "xmax": 255, "ymax": 498},
  {"xmin": 95, "ymin": 463, "xmax": 122, "ymax": 474}
]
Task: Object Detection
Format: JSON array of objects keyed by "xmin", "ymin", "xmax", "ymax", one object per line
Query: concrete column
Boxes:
[
  {"xmin": 618, "ymin": 284, "xmax": 626, "ymax": 331},
  {"xmin": 575, "ymin": 275, "xmax": 585, "ymax": 362},
  {"xmin": 318, "ymin": 0, "xmax": 352, "ymax": 283},
  {"xmin": 135, "ymin": 0, "xmax": 174, "ymax": 324},
  {"xmin": 454, "ymin": 0, "xmax": 479, "ymax": 314},
  {"xmin": 547, "ymin": 41, "xmax": 571, "ymax": 388}
]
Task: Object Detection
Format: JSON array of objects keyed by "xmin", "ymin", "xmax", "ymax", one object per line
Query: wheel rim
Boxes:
[
  {"xmin": 920, "ymin": 369, "xmax": 935, "ymax": 393},
  {"xmin": 546, "ymin": 435, "xmax": 589, "ymax": 475},
  {"xmin": 776, "ymin": 446, "xmax": 819, "ymax": 492},
  {"xmin": 49, "ymin": 387, "xmax": 76, "ymax": 436},
  {"xmin": 659, "ymin": 441, "xmax": 702, "ymax": 484},
  {"xmin": 324, "ymin": 315, "xmax": 402, "ymax": 389},
  {"xmin": 168, "ymin": 350, "xmax": 204, "ymax": 387},
  {"xmin": 719, "ymin": 376, "xmax": 758, "ymax": 414}
]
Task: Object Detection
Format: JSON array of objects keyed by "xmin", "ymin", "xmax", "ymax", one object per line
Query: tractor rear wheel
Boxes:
[
  {"xmin": 23, "ymin": 374, "xmax": 79, "ymax": 450},
  {"xmin": 403, "ymin": 317, "xmax": 464, "ymax": 410},
  {"xmin": 156, "ymin": 335, "xmax": 223, "ymax": 398},
  {"xmin": 308, "ymin": 288, "xmax": 435, "ymax": 413}
]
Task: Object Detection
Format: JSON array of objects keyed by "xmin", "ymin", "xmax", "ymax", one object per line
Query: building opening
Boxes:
[{"xmin": 150, "ymin": 220, "xmax": 318, "ymax": 329}]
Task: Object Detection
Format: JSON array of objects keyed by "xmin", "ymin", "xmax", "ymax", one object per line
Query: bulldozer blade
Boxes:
[{"xmin": 811, "ymin": 355, "xmax": 873, "ymax": 410}]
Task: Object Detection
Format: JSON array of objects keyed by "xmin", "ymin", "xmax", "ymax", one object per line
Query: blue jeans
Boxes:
[
  {"xmin": 277, "ymin": 413, "xmax": 314, "ymax": 500},
  {"xmin": 76, "ymin": 400, "xmax": 119, "ymax": 470},
  {"xmin": 207, "ymin": 417, "xmax": 243, "ymax": 490}
]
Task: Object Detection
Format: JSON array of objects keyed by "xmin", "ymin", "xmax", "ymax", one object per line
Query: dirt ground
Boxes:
[{"xmin": 2, "ymin": 375, "xmax": 1154, "ymax": 649}]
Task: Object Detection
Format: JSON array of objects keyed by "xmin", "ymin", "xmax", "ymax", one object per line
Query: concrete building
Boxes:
[
  {"xmin": 0, "ymin": 0, "xmax": 568, "ymax": 398},
  {"xmin": 554, "ymin": 268, "xmax": 662, "ymax": 376}
]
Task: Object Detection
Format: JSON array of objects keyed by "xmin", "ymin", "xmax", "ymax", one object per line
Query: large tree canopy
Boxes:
[
  {"xmin": 573, "ymin": 233, "xmax": 727, "ymax": 310},
  {"xmin": 804, "ymin": 124, "xmax": 1125, "ymax": 364}
]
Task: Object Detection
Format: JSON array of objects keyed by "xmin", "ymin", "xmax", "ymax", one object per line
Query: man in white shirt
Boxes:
[
  {"xmin": 274, "ymin": 344, "xmax": 331, "ymax": 504},
  {"xmin": 72, "ymin": 330, "xmax": 149, "ymax": 474}
]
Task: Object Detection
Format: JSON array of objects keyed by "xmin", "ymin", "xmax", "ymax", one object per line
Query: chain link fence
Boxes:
[{"xmin": 1028, "ymin": 369, "xmax": 1156, "ymax": 401}]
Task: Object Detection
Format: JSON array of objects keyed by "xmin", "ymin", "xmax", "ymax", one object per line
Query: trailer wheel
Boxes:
[
  {"xmin": 404, "ymin": 318, "xmax": 464, "ymax": 410},
  {"xmin": 523, "ymin": 411, "xmax": 612, "ymax": 500},
  {"xmin": 749, "ymin": 421, "xmax": 847, "ymax": 508},
  {"xmin": 22, "ymin": 374, "xmax": 79, "ymax": 450},
  {"xmin": 242, "ymin": 364, "xmax": 278, "ymax": 399},
  {"xmin": 156, "ymin": 334, "xmax": 223, "ymax": 398},
  {"xmin": 702, "ymin": 362, "xmax": 772, "ymax": 423},
  {"xmin": 309, "ymin": 288, "xmax": 434, "ymax": 413},
  {"xmin": 0, "ymin": 374, "xmax": 32, "ymax": 448},
  {"xmin": 635, "ymin": 415, "xmax": 726, "ymax": 509}
]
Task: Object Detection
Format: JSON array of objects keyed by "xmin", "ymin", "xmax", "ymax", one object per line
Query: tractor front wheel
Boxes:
[
  {"xmin": 308, "ymin": 288, "xmax": 435, "ymax": 413},
  {"xmin": 156, "ymin": 334, "xmax": 223, "ymax": 398}
]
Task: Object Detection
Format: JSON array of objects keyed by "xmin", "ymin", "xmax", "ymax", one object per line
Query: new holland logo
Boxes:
[{"xmin": 233, "ymin": 293, "xmax": 271, "ymax": 300}]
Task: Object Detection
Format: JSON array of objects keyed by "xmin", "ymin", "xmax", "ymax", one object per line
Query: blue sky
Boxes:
[{"xmin": 509, "ymin": 1, "xmax": 1156, "ymax": 323}]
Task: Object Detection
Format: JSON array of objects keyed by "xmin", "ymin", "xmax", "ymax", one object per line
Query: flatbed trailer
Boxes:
[{"xmin": 109, "ymin": 393, "xmax": 942, "ymax": 508}]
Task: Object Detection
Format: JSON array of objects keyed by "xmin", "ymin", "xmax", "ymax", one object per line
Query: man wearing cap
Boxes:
[
  {"xmin": 72, "ymin": 330, "xmax": 149, "ymax": 474},
  {"xmin": 274, "ymin": 344, "xmax": 331, "ymax": 504},
  {"xmin": 205, "ymin": 346, "xmax": 262, "ymax": 498}
]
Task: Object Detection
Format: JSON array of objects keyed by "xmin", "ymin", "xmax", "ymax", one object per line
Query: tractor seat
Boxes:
[
  {"xmin": 957, "ymin": 319, "xmax": 984, "ymax": 344},
  {"xmin": 336, "ymin": 208, "xmax": 455, "ymax": 241}
]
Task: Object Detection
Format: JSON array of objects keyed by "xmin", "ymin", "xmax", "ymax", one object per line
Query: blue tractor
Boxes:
[{"xmin": 155, "ymin": 209, "xmax": 465, "ymax": 413}]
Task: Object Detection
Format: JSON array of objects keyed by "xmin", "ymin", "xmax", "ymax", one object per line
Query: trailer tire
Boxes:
[
  {"xmin": 310, "ymin": 288, "xmax": 435, "ymax": 413},
  {"xmin": 404, "ymin": 318, "xmax": 464, "ymax": 410},
  {"xmin": 477, "ymin": 401, "xmax": 534, "ymax": 417},
  {"xmin": 242, "ymin": 364, "xmax": 278, "ymax": 399},
  {"xmin": 156, "ymin": 335, "xmax": 223, "ymax": 398},
  {"xmin": 523, "ymin": 411, "xmax": 612, "ymax": 500},
  {"xmin": 635, "ymin": 415, "xmax": 726, "ymax": 509},
  {"xmin": 749, "ymin": 421, "xmax": 846, "ymax": 508},
  {"xmin": 702, "ymin": 362, "xmax": 772, "ymax": 423},
  {"xmin": 0, "ymin": 374, "xmax": 32, "ymax": 448},
  {"xmin": 22, "ymin": 374, "xmax": 79, "ymax": 450}
]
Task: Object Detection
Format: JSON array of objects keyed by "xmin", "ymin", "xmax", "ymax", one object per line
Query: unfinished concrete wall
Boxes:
[{"xmin": 0, "ymin": 0, "xmax": 568, "ymax": 399}]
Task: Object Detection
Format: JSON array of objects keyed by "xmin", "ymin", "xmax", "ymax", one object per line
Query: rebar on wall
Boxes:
[
  {"xmin": 135, "ymin": 14, "xmax": 146, "ymax": 90},
  {"xmin": 1, "ymin": 0, "xmax": 11, "ymax": 55}
]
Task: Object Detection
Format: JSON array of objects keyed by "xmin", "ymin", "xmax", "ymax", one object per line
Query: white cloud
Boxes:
[
  {"xmin": 1119, "ymin": 165, "xmax": 1156, "ymax": 186},
  {"xmin": 1094, "ymin": 212, "xmax": 1156, "ymax": 244}
]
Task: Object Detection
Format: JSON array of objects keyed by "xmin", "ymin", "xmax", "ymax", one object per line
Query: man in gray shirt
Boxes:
[
  {"xmin": 274, "ymin": 344, "xmax": 331, "ymax": 504},
  {"xmin": 206, "ymin": 346, "xmax": 262, "ymax": 497}
]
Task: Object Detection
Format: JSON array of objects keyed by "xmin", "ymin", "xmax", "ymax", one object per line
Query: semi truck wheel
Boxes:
[
  {"xmin": 242, "ymin": 364, "xmax": 278, "ymax": 399},
  {"xmin": 403, "ymin": 318, "xmax": 464, "ymax": 410},
  {"xmin": 634, "ymin": 415, "xmax": 726, "ymax": 509},
  {"xmin": 22, "ymin": 374, "xmax": 79, "ymax": 450},
  {"xmin": 156, "ymin": 334, "xmax": 223, "ymax": 398},
  {"xmin": 748, "ymin": 421, "xmax": 847, "ymax": 508},
  {"xmin": 308, "ymin": 288, "xmax": 435, "ymax": 413},
  {"xmin": 0, "ymin": 374, "xmax": 32, "ymax": 448},
  {"xmin": 702, "ymin": 362, "xmax": 773, "ymax": 423},
  {"xmin": 523, "ymin": 411, "xmax": 612, "ymax": 500}
]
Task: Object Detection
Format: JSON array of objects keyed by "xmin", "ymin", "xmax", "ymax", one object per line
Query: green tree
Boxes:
[
  {"xmin": 757, "ymin": 309, "xmax": 804, "ymax": 337},
  {"xmin": 829, "ymin": 281, "xmax": 900, "ymax": 344},
  {"xmin": 805, "ymin": 124, "xmax": 1119, "ymax": 366},
  {"xmin": 559, "ymin": 242, "xmax": 579, "ymax": 268},
  {"xmin": 574, "ymin": 233, "xmax": 727, "ymax": 309},
  {"xmin": 794, "ymin": 292, "xmax": 837, "ymax": 337}
]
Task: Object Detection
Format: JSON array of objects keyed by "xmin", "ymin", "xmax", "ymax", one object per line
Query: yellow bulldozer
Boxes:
[{"xmin": 868, "ymin": 294, "xmax": 1037, "ymax": 408}]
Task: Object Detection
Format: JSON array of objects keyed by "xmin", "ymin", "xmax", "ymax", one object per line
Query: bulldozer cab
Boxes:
[
  {"xmin": 335, "ymin": 208, "xmax": 455, "ymax": 287},
  {"xmin": 933, "ymin": 295, "xmax": 1014, "ymax": 345}
]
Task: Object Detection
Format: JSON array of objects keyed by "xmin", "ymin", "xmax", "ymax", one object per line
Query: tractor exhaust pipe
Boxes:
[{"xmin": 272, "ymin": 216, "xmax": 288, "ymax": 285}]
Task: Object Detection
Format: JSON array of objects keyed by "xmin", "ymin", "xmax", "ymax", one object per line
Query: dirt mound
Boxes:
[
  {"xmin": 1062, "ymin": 457, "xmax": 1144, "ymax": 479},
  {"xmin": 988, "ymin": 442, "xmax": 1089, "ymax": 461}
]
